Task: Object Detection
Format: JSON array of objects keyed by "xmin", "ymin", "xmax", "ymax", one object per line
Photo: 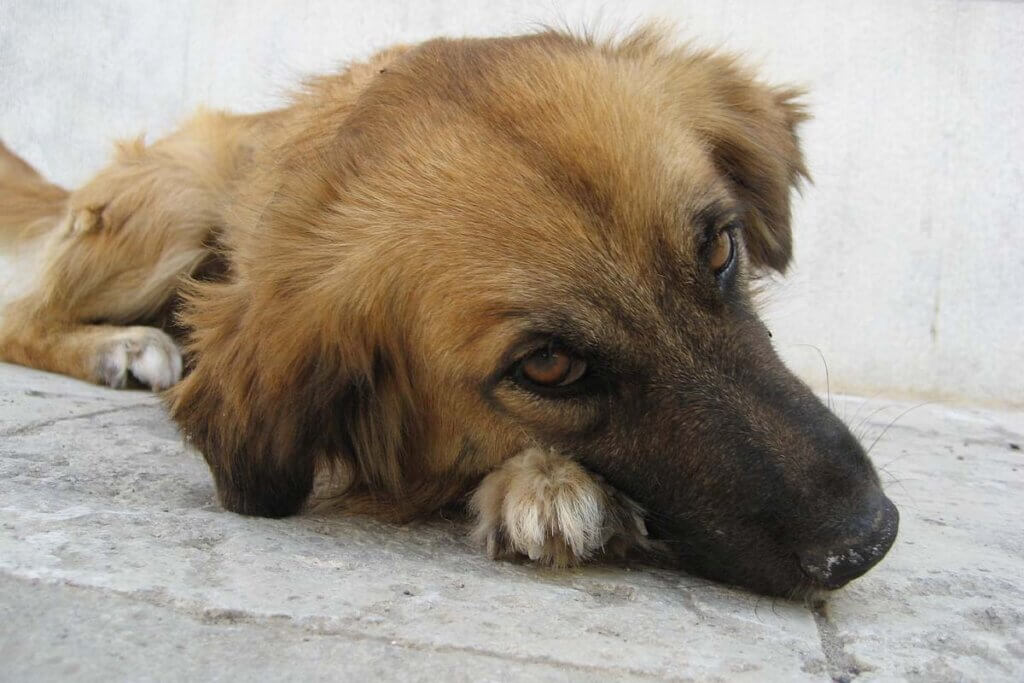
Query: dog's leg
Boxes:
[
  {"xmin": 0, "ymin": 165, "xmax": 195, "ymax": 389},
  {"xmin": 0, "ymin": 308, "xmax": 182, "ymax": 390},
  {"xmin": 0, "ymin": 113, "xmax": 255, "ymax": 388},
  {"xmin": 469, "ymin": 448, "xmax": 650, "ymax": 567}
]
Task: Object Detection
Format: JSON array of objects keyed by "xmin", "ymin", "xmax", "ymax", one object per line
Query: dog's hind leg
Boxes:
[
  {"xmin": 0, "ymin": 112, "xmax": 250, "ymax": 389},
  {"xmin": 0, "ymin": 307, "xmax": 183, "ymax": 390}
]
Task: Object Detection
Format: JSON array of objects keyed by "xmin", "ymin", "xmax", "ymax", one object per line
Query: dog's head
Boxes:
[{"xmin": 179, "ymin": 30, "xmax": 897, "ymax": 596}]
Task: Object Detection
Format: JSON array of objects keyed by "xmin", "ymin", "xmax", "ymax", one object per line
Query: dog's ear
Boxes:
[
  {"xmin": 666, "ymin": 50, "xmax": 810, "ymax": 273},
  {"xmin": 168, "ymin": 280, "xmax": 340, "ymax": 517},
  {"xmin": 327, "ymin": 336, "xmax": 421, "ymax": 504},
  {"xmin": 169, "ymin": 274, "xmax": 420, "ymax": 518}
]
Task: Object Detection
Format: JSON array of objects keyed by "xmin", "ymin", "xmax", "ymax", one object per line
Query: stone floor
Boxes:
[{"xmin": 1, "ymin": 361, "xmax": 1022, "ymax": 682}]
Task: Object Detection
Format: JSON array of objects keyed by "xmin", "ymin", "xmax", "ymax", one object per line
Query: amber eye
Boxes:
[
  {"xmin": 519, "ymin": 345, "xmax": 587, "ymax": 387},
  {"xmin": 709, "ymin": 229, "xmax": 734, "ymax": 274}
]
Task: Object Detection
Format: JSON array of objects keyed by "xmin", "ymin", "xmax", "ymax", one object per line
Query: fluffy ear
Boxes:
[
  {"xmin": 675, "ymin": 51, "xmax": 810, "ymax": 273},
  {"xmin": 168, "ymin": 278, "xmax": 345, "ymax": 517},
  {"xmin": 168, "ymin": 275, "xmax": 421, "ymax": 519}
]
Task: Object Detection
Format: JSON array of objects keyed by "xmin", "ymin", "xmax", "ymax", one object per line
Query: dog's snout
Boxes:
[{"xmin": 798, "ymin": 495, "xmax": 899, "ymax": 590}]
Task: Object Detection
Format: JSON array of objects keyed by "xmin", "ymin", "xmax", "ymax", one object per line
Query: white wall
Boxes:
[{"xmin": 2, "ymin": 0, "xmax": 1022, "ymax": 407}]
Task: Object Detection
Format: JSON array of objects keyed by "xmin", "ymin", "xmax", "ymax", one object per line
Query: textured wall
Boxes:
[{"xmin": 1, "ymin": 0, "xmax": 1021, "ymax": 406}]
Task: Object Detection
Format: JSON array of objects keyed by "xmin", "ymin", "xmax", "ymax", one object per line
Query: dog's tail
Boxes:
[{"xmin": 0, "ymin": 141, "xmax": 68, "ymax": 247}]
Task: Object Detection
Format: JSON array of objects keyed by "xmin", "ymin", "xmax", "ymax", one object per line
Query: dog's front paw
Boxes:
[
  {"xmin": 469, "ymin": 448, "xmax": 648, "ymax": 567},
  {"xmin": 98, "ymin": 327, "xmax": 183, "ymax": 391}
]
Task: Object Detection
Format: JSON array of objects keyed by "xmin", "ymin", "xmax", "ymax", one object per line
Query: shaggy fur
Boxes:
[{"xmin": 0, "ymin": 28, "xmax": 897, "ymax": 595}]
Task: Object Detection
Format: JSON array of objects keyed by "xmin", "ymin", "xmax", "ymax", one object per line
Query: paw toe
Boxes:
[
  {"xmin": 129, "ymin": 337, "xmax": 182, "ymax": 390},
  {"xmin": 98, "ymin": 345, "xmax": 130, "ymax": 389},
  {"xmin": 98, "ymin": 328, "xmax": 183, "ymax": 391},
  {"xmin": 470, "ymin": 448, "xmax": 627, "ymax": 568}
]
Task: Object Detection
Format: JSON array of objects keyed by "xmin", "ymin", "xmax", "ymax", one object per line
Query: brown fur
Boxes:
[{"xmin": 0, "ymin": 29, "xmax": 898, "ymax": 595}]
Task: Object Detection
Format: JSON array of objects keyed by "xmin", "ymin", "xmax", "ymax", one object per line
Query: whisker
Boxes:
[
  {"xmin": 879, "ymin": 450, "xmax": 915, "ymax": 470},
  {"xmin": 876, "ymin": 464, "xmax": 918, "ymax": 508},
  {"xmin": 792, "ymin": 343, "xmax": 832, "ymax": 411},
  {"xmin": 854, "ymin": 404, "xmax": 897, "ymax": 442},
  {"xmin": 866, "ymin": 402, "xmax": 931, "ymax": 456},
  {"xmin": 844, "ymin": 390, "xmax": 888, "ymax": 434}
]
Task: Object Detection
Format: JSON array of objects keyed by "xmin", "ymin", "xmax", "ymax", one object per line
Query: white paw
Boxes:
[
  {"xmin": 469, "ymin": 448, "xmax": 648, "ymax": 567},
  {"xmin": 98, "ymin": 327, "xmax": 183, "ymax": 391}
]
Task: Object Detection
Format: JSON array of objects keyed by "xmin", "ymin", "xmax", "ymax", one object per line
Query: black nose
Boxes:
[{"xmin": 798, "ymin": 496, "xmax": 899, "ymax": 589}]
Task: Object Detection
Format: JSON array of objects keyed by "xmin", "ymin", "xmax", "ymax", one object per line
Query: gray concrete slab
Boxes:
[{"xmin": 1, "ymin": 362, "xmax": 1022, "ymax": 681}]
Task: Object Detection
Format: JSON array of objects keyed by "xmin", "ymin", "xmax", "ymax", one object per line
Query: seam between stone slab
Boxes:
[
  {"xmin": 811, "ymin": 599, "xmax": 862, "ymax": 683},
  {"xmin": 0, "ymin": 402, "xmax": 159, "ymax": 437},
  {"xmin": 18, "ymin": 387, "xmax": 157, "ymax": 402},
  {"xmin": 1, "ymin": 572, "xmax": 679, "ymax": 680}
]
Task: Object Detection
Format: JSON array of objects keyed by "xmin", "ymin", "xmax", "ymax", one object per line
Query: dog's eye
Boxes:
[
  {"xmin": 709, "ymin": 229, "xmax": 734, "ymax": 274},
  {"xmin": 519, "ymin": 345, "xmax": 587, "ymax": 387}
]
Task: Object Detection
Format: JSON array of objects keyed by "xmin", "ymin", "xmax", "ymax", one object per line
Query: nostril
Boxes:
[{"xmin": 798, "ymin": 496, "xmax": 899, "ymax": 589}]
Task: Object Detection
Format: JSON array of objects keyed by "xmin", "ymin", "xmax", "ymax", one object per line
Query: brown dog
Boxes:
[{"xmin": 0, "ymin": 28, "xmax": 897, "ymax": 596}]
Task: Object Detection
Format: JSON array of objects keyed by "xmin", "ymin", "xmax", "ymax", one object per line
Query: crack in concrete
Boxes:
[
  {"xmin": 1, "ymin": 571, "xmax": 683, "ymax": 680},
  {"xmin": 0, "ymin": 402, "xmax": 158, "ymax": 437},
  {"xmin": 812, "ymin": 599, "xmax": 864, "ymax": 683},
  {"xmin": 22, "ymin": 388, "xmax": 122, "ymax": 401}
]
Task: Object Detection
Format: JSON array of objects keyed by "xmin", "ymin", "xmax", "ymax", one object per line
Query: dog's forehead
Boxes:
[
  {"xmin": 415, "ymin": 36, "xmax": 725, "ymax": 210},
  {"xmin": 363, "ymin": 36, "xmax": 731, "ymax": 266},
  {"xmin": 343, "ymin": 36, "xmax": 739, "ymax": 357}
]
